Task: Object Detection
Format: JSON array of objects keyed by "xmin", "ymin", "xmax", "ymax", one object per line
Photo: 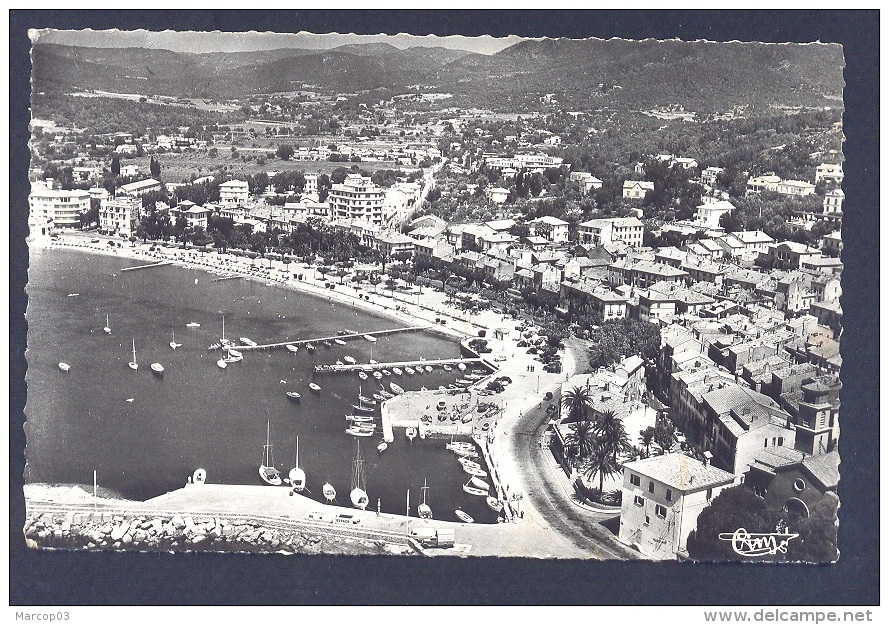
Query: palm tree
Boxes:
[
  {"xmin": 564, "ymin": 420, "xmax": 597, "ymax": 463},
  {"xmin": 593, "ymin": 409, "xmax": 631, "ymax": 463},
  {"xmin": 584, "ymin": 437, "xmax": 622, "ymax": 496},
  {"xmin": 639, "ymin": 426, "xmax": 656, "ymax": 458},
  {"xmin": 561, "ymin": 386, "xmax": 593, "ymax": 423}
]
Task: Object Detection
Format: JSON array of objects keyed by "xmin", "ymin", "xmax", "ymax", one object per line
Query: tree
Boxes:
[
  {"xmin": 561, "ymin": 385, "xmax": 593, "ymax": 423},
  {"xmin": 686, "ymin": 485, "xmax": 778, "ymax": 562},
  {"xmin": 564, "ymin": 420, "xmax": 597, "ymax": 463},
  {"xmin": 593, "ymin": 409, "xmax": 631, "ymax": 463},
  {"xmin": 786, "ymin": 495, "xmax": 839, "ymax": 563},
  {"xmin": 584, "ymin": 437, "xmax": 622, "ymax": 496},
  {"xmin": 149, "ymin": 156, "xmax": 161, "ymax": 178},
  {"xmin": 110, "ymin": 154, "xmax": 120, "ymax": 177},
  {"xmin": 276, "ymin": 144, "xmax": 294, "ymax": 160},
  {"xmin": 639, "ymin": 426, "xmax": 656, "ymax": 458}
]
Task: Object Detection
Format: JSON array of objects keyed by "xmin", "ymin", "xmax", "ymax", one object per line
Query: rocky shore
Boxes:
[{"xmin": 24, "ymin": 509, "xmax": 414, "ymax": 556}]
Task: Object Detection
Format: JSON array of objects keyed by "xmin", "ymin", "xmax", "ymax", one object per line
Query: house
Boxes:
[
  {"xmin": 578, "ymin": 217, "xmax": 644, "ymax": 248},
  {"xmin": 530, "ymin": 215, "xmax": 569, "ymax": 243},
  {"xmin": 822, "ymin": 188, "xmax": 844, "ymax": 215},
  {"xmin": 181, "ymin": 205, "xmax": 213, "ymax": 230},
  {"xmin": 814, "ymin": 163, "xmax": 844, "ymax": 186},
  {"xmin": 99, "ymin": 196, "xmax": 142, "ymax": 238},
  {"xmin": 619, "ymin": 453, "xmax": 734, "ymax": 560},
  {"xmin": 820, "ymin": 231, "xmax": 842, "ymax": 256},
  {"xmin": 373, "ymin": 231, "xmax": 416, "ymax": 258},
  {"xmin": 745, "ymin": 449, "xmax": 839, "ymax": 520},
  {"xmin": 119, "ymin": 164, "xmax": 140, "ymax": 178},
  {"xmin": 673, "ymin": 157, "xmax": 699, "ymax": 170},
  {"xmin": 608, "ymin": 259, "xmax": 688, "ymax": 289},
  {"xmin": 774, "ymin": 179, "xmax": 816, "ymax": 196},
  {"xmin": 722, "ymin": 230, "xmax": 775, "ymax": 262},
  {"xmin": 219, "ymin": 179, "xmax": 250, "ymax": 206},
  {"xmin": 700, "ymin": 166, "xmax": 724, "ymax": 187},
  {"xmin": 746, "ymin": 174, "xmax": 782, "ymax": 194},
  {"xmin": 570, "ymin": 171, "xmax": 604, "ymax": 194},
  {"xmin": 118, "ymin": 178, "xmax": 162, "ymax": 197},
  {"xmin": 622, "ymin": 180, "xmax": 655, "ymax": 200},
  {"xmin": 763, "ymin": 241, "xmax": 822, "ymax": 270},
  {"xmin": 487, "ymin": 187, "xmax": 510, "ymax": 204},
  {"xmin": 559, "ymin": 279, "xmax": 628, "ymax": 321},
  {"xmin": 694, "ymin": 200, "xmax": 735, "ymax": 229}
]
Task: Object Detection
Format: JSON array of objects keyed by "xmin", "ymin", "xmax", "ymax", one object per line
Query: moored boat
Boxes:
[
  {"xmin": 216, "ymin": 358, "xmax": 228, "ymax": 369},
  {"xmin": 344, "ymin": 356, "xmax": 356, "ymax": 365},
  {"xmin": 286, "ymin": 343, "xmax": 299, "ymax": 353},
  {"xmin": 405, "ymin": 426, "xmax": 417, "ymax": 441},
  {"xmin": 455, "ymin": 509, "xmax": 474, "ymax": 523},
  {"xmin": 169, "ymin": 330, "xmax": 182, "ymax": 349},
  {"xmin": 346, "ymin": 415, "xmax": 375, "ymax": 423},
  {"xmin": 462, "ymin": 481, "xmax": 487, "ymax": 496},
  {"xmin": 350, "ymin": 439, "xmax": 369, "ymax": 510},
  {"xmin": 379, "ymin": 390, "xmax": 394, "ymax": 399},
  {"xmin": 288, "ymin": 436, "xmax": 306, "ymax": 493},
  {"xmin": 372, "ymin": 393, "xmax": 385, "ymax": 402},
  {"xmin": 382, "ymin": 369, "xmax": 392, "ymax": 377},
  {"xmin": 470, "ymin": 476, "xmax": 490, "ymax": 490},
  {"xmin": 392, "ymin": 367, "xmax": 403, "ymax": 376},
  {"xmin": 306, "ymin": 343, "xmax": 316, "ymax": 353},
  {"xmin": 150, "ymin": 362, "xmax": 164, "ymax": 375},
  {"xmin": 358, "ymin": 394, "xmax": 376, "ymax": 405},
  {"xmin": 418, "ymin": 478, "xmax": 432, "ymax": 519},
  {"xmin": 462, "ymin": 465, "xmax": 488, "ymax": 478},
  {"xmin": 404, "ymin": 366, "xmax": 415, "ymax": 375},
  {"xmin": 186, "ymin": 322, "xmax": 200, "ymax": 328},
  {"xmin": 424, "ymin": 365, "xmax": 433, "ymax": 373},
  {"xmin": 390, "ymin": 382, "xmax": 405, "ymax": 395},
  {"xmin": 103, "ymin": 314, "xmax": 111, "ymax": 335},
  {"xmin": 358, "ymin": 371, "xmax": 368, "ymax": 380},
  {"xmin": 334, "ymin": 338, "xmax": 347, "ymax": 346},
  {"xmin": 443, "ymin": 364, "xmax": 452, "ymax": 371},
  {"xmin": 457, "ymin": 363, "xmax": 466, "ymax": 372},
  {"xmin": 486, "ymin": 496, "xmax": 503, "ymax": 513},
  {"xmin": 323, "ymin": 482, "xmax": 336, "ymax": 502},
  {"xmin": 259, "ymin": 420, "xmax": 283, "ymax": 486},
  {"xmin": 373, "ymin": 371, "xmax": 383, "ymax": 380},
  {"xmin": 286, "ymin": 391, "xmax": 301, "ymax": 401},
  {"xmin": 128, "ymin": 338, "xmax": 139, "ymax": 370},
  {"xmin": 308, "ymin": 382, "xmax": 321, "ymax": 393},
  {"xmin": 364, "ymin": 334, "xmax": 377, "ymax": 342},
  {"xmin": 377, "ymin": 441, "xmax": 388, "ymax": 453},
  {"xmin": 58, "ymin": 362, "xmax": 70, "ymax": 372},
  {"xmin": 227, "ymin": 348, "xmax": 243, "ymax": 358},
  {"xmin": 322, "ymin": 340, "xmax": 332, "ymax": 348},
  {"xmin": 346, "ymin": 426, "xmax": 374, "ymax": 437},
  {"xmin": 240, "ymin": 337, "xmax": 257, "ymax": 347}
]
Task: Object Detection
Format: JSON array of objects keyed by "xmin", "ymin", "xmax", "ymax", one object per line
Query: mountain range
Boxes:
[{"xmin": 32, "ymin": 38, "xmax": 844, "ymax": 112}]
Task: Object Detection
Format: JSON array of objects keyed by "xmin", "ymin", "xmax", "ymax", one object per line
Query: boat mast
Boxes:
[{"xmin": 132, "ymin": 338, "xmax": 137, "ymax": 365}]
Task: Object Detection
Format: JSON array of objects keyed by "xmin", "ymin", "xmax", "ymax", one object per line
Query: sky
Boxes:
[{"xmin": 33, "ymin": 30, "xmax": 523, "ymax": 55}]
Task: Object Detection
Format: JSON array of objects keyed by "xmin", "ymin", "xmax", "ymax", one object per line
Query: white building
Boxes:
[
  {"xmin": 815, "ymin": 163, "xmax": 843, "ymax": 185},
  {"xmin": 618, "ymin": 453, "xmax": 734, "ymax": 560},
  {"xmin": 100, "ymin": 196, "xmax": 142, "ymax": 238},
  {"xmin": 700, "ymin": 166, "xmax": 724, "ymax": 187},
  {"xmin": 774, "ymin": 179, "xmax": 815, "ymax": 196},
  {"xmin": 578, "ymin": 217, "xmax": 644, "ymax": 248},
  {"xmin": 304, "ymin": 173, "xmax": 319, "ymax": 199},
  {"xmin": 530, "ymin": 215, "xmax": 570, "ymax": 243},
  {"xmin": 623, "ymin": 180, "xmax": 655, "ymax": 200},
  {"xmin": 487, "ymin": 187, "xmax": 510, "ymax": 204},
  {"xmin": 219, "ymin": 179, "xmax": 249, "ymax": 206},
  {"xmin": 694, "ymin": 199, "xmax": 736, "ymax": 229},
  {"xmin": 28, "ymin": 184, "xmax": 90, "ymax": 229},
  {"xmin": 328, "ymin": 173, "xmax": 386, "ymax": 226},
  {"xmin": 119, "ymin": 178, "xmax": 162, "ymax": 197},
  {"xmin": 823, "ymin": 188, "xmax": 844, "ymax": 214}
]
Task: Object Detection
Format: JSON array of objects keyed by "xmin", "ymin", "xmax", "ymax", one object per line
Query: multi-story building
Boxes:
[
  {"xmin": 28, "ymin": 185, "xmax": 90, "ymax": 229},
  {"xmin": 219, "ymin": 179, "xmax": 249, "ymax": 206},
  {"xmin": 822, "ymin": 188, "xmax": 844, "ymax": 214},
  {"xmin": 530, "ymin": 215, "xmax": 570, "ymax": 243},
  {"xmin": 578, "ymin": 217, "xmax": 644, "ymax": 248},
  {"xmin": 99, "ymin": 196, "xmax": 142, "ymax": 238},
  {"xmin": 700, "ymin": 166, "xmax": 724, "ymax": 187},
  {"xmin": 815, "ymin": 163, "xmax": 844, "ymax": 186},
  {"xmin": 328, "ymin": 174, "xmax": 385, "ymax": 226},
  {"xmin": 694, "ymin": 200, "xmax": 736, "ymax": 229},
  {"xmin": 622, "ymin": 180, "xmax": 655, "ymax": 200},
  {"xmin": 619, "ymin": 453, "xmax": 734, "ymax": 560},
  {"xmin": 119, "ymin": 178, "xmax": 162, "ymax": 197}
]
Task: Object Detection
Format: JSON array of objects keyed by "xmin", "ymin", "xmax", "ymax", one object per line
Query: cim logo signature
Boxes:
[{"xmin": 718, "ymin": 528, "xmax": 799, "ymax": 557}]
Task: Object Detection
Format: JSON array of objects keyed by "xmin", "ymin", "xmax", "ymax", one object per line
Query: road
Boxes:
[{"xmin": 505, "ymin": 398, "xmax": 643, "ymax": 560}]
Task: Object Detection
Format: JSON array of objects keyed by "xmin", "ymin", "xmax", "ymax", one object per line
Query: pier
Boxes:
[
  {"xmin": 233, "ymin": 325, "xmax": 432, "ymax": 351},
  {"xmin": 315, "ymin": 357, "xmax": 486, "ymax": 373},
  {"xmin": 212, "ymin": 275, "xmax": 242, "ymax": 282},
  {"xmin": 120, "ymin": 260, "xmax": 174, "ymax": 272}
]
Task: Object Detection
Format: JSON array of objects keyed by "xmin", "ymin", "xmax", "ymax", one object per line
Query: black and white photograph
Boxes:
[{"xmin": 10, "ymin": 10, "xmax": 879, "ymax": 609}]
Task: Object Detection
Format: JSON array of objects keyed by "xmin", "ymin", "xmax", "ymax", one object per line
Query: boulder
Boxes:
[
  {"xmin": 171, "ymin": 514, "xmax": 185, "ymax": 529},
  {"xmin": 121, "ymin": 532, "xmax": 133, "ymax": 545},
  {"xmin": 110, "ymin": 522, "xmax": 129, "ymax": 541}
]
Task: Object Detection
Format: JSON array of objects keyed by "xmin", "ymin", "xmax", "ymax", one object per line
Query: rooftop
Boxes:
[{"xmin": 624, "ymin": 453, "xmax": 735, "ymax": 492}]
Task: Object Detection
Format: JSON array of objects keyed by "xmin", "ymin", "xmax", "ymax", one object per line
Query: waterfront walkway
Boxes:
[
  {"xmin": 234, "ymin": 325, "xmax": 431, "ymax": 351},
  {"xmin": 315, "ymin": 357, "xmax": 485, "ymax": 373}
]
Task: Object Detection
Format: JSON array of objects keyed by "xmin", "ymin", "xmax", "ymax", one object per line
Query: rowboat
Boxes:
[
  {"xmin": 227, "ymin": 348, "xmax": 243, "ymax": 358},
  {"xmin": 470, "ymin": 476, "xmax": 490, "ymax": 490},
  {"xmin": 306, "ymin": 343, "xmax": 316, "ymax": 353},
  {"xmin": 286, "ymin": 391, "xmax": 301, "ymax": 401},
  {"xmin": 358, "ymin": 371, "xmax": 368, "ymax": 380},
  {"xmin": 462, "ymin": 482, "xmax": 487, "ymax": 497},
  {"xmin": 150, "ymin": 362, "xmax": 165, "ymax": 375},
  {"xmin": 346, "ymin": 427, "xmax": 374, "ymax": 437},
  {"xmin": 458, "ymin": 457, "xmax": 482, "ymax": 470},
  {"xmin": 344, "ymin": 356, "xmax": 356, "ymax": 365},
  {"xmin": 308, "ymin": 382, "xmax": 321, "ymax": 392},
  {"xmin": 486, "ymin": 496, "xmax": 503, "ymax": 513},
  {"xmin": 404, "ymin": 366, "xmax": 416, "ymax": 375},
  {"xmin": 379, "ymin": 390, "xmax": 394, "ymax": 399},
  {"xmin": 455, "ymin": 509, "xmax": 475, "ymax": 523},
  {"xmin": 336, "ymin": 360, "xmax": 344, "ymax": 366},
  {"xmin": 364, "ymin": 334, "xmax": 377, "ymax": 342},
  {"xmin": 373, "ymin": 371, "xmax": 383, "ymax": 380},
  {"xmin": 390, "ymin": 382, "xmax": 405, "ymax": 395},
  {"xmin": 372, "ymin": 393, "xmax": 385, "ymax": 402},
  {"xmin": 334, "ymin": 338, "xmax": 347, "ymax": 346},
  {"xmin": 443, "ymin": 364, "xmax": 452, "ymax": 371},
  {"xmin": 346, "ymin": 415, "xmax": 375, "ymax": 423},
  {"xmin": 358, "ymin": 395, "xmax": 376, "ymax": 405},
  {"xmin": 454, "ymin": 449, "xmax": 480, "ymax": 459},
  {"xmin": 239, "ymin": 337, "xmax": 257, "ymax": 347},
  {"xmin": 457, "ymin": 363, "xmax": 466, "ymax": 372},
  {"xmin": 377, "ymin": 441, "xmax": 388, "ymax": 453},
  {"xmin": 322, "ymin": 340, "xmax": 332, "ymax": 348},
  {"xmin": 405, "ymin": 426, "xmax": 417, "ymax": 441},
  {"xmin": 424, "ymin": 366, "xmax": 433, "ymax": 373},
  {"xmin": 216, "ymin": 358, "xmax": 227, "ymax": 369},
  {"xmin": 382, "ymin": 369, "xmax": 392, "ymax": 377},
  {"xmin": 392, "ymin": 367, "xmax": 403, "ymax": 376},
  {"xmin": 352, "ymin": 404, "xmax": 374, "ymax": 414},
  {"xmin": 286, "ymin": 344, "xmax": 299, "ymax": 353},
  {"xmin": 447, "ymin": 442, "xmax": 475, "ymax": 452},
  {"xmin": 58, "ymin": 362, "xmax": 70, "ymax": 372},
  {"xmin": 186, "ymin": 322, "xmax": 201, "ymax": 328},
  {"xmin": 462, "ymin": 465, "xmax": 488, "ymax": 479},
  {"xmin": 455, "ymin": 379, "xmax": 473, "ymax": 387}
]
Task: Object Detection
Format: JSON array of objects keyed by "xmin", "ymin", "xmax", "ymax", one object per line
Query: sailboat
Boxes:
[
  {"xmin": 352, "ymin": 387, "xmax": 375, "ymax": 413},
  {"xmin": 259, "ymin": 420, "xmax": 282, "ymax": 486},
  {"xmin": 169, "ymin": 329, "xmax": 182, "ymax": 349},
  {"xmin": 150, "ymin": 362, "xmax": 164, "ymax": 375},
  {"xmin": 103, "ymin": 314, "xmax": 111, "ymax": 335},
  {"xmin": 350, "ymin": 438, "xmax": 369, "ymax": 510},
  {"xmin": 128, "ymin": 338, "xmax": 138, "ymax": 370},
  {"xmin": 287, "ymin": 436, "xmax": 306, "ymax": 492},
  {"xmin": 418, "ymin": 478, "xmax": 432, "ymax": 519}
]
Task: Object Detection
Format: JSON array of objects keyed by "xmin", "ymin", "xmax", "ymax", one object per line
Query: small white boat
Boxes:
[
  {"xmin": 390, "ymin": 382, "xmax": 405, "ymax": 395},
  {"xmin": 377, "ymin": 441, "xmax": 388, "ymax": 453},
  {"xmin": 103, "ymin": 314, "xmax": 111, "ymax": 335},
  {"xmin": 67, "ymin": 293, "xmax": 79, "ymax": 297},
  {"xmin": 369, "ymin": 359, "xmax": 379, "ymax": 365},
  {"xmin": 216, "ymin": 358, "xmax": 228, "ymax": 369},
  {"xmin": 352, "ymin": 404, "xmax": 375, "ymax": 414},
  {"xmin": 404, "ymin": 366, "xmax": 416, "ymax": 375},
  {"xmin": 308, "ymin": 382, "xmax": 321, "ymax": 393},
  {"xmin": 186, "ymin": 322, "xmax": 200, "ymax": 328},
  {"xmin": 334, "ymin": 338, "xmax": 347, "ymax": 346},
  {"xmin": 346, "ymin": 427, "xmax": 374, "ymax": 437},
  {"xmin": 420, "ymin": 386, "xmax": 428, "ymax": 391},
  {"xmin": 486, "ymin": 496, "xmax": 503, "ymax": 513},
  {"xmin": 392, "ymin": 367, "xmax": 403, "ymax": 376},
  {"xmin": 58, "ymin": 362, "xmax": 70, "ymax": 372},
  {"xmin": 382, "ymin": 369, "xmax": 392, "ymax": 377},
  {"xmin": 150, "ymin": 362, "xmax": 164, "ymax": 374},
  {"xmin": 379, "ymin": 390, "xmax": 394, "ymax": 399},
  {"xmin": 458, "ymin": 457, "xmax": 482, "ymax": 470},
  {"xmin": 462, "ymin": 481, "xmax": 487, "ymax": 497},
  {"xmin": 286, "ymin": 343, "xmax": 299, "ymax": 353},
  {"xmin": 455, "ymin": 509, "xmax": 475, "ymax": 523},
  {"xmin": 418, "ymin": 479, "xmax": 432, "ymax": 519},
  {"xmin": 289, "ymin": 437, "xmax": 306, "ymax": 493},
  {"xmin": 373, "ymin": 371, "xmax": 383, "ymax": 380},
  {"xmin": 346, "ymin": 415, "xmax": 375, "ymax": 423},
  {"xmin": 438, "ymin": 386, "xmax": 446, "ymax": 390},
  {"xmin": 240, "ymin": 337, "xmax": 257, "ymax": 347},
  {"xmin": 286, "ymin": 391, "xmax": 301, "ymax": 401},
  {"xmin": 227, "ymin": 348, "xmax": 243, "ymax": 358},
  {"xmin": 463, "ymin": 465, "xmax": 488, "ymax": 479},
  {"xmin": 364, "ymin": 334, "xmax": 377, "ymax": 342},
  {"xmin": 358, "ymin": 395, "xmax": 376, "ymax": 405},
  {"xmin": 424, "ymin": 366, "xmax": 433, "ymax": 373},
  {"xmin": 448, "ymin": 442, "xmax": 475, "ymax": 452},
  {"xmin": 358, "ymin": 371, "xmax": 368, "ymax": 380},
  {"xmin": 454, "ymin": 449, "xmax": 480, "ymax": 459},
  {"xmin": 128, "ymin": 338, "xmax": 138, "ymax": 370},
  {"xmin": 223, "ymin": 354, "xmax": 242, "ymax": 364},
  {"xmin": 470, "ymin": 476, "xmax": 490, "ymax": 490},
  {"xmin": 344, "ymin": 356, "xmax": 357, "ymax": 365},
  {"xmin": 372, "ymin": 393, "xmax": 385, "ymax": 401},
  {"xmin": 443, "ymin": 364, "xmax": 452, "ymax": 371},
  {"xmin": 405, "ymin": 426, "xmax": 417, "ymax": 441},
  {"xmin": 457, "ymin": 363, "xmax": 466, "ymax": 372},
  {"xmin": 259, "ymin": 420, "xmax": 283, "ymax": 486},
  {"xmin": 336, "ymin": 360, "xmax": 344, "ymax": 366},
  {"xmin": 323, "ymin": 482, "xmax": 336, "ymax": 502},
  {"xmin": 306, "ymin": 343, "xmax": 316, "ymax": 352}
]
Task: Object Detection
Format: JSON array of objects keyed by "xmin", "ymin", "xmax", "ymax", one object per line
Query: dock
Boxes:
[
  {"xmin": 315, "ymin": 357, "xmax": 486, "ymax": 373},
  {"xmin": 120, "ymin": 260, "xmax": 174, "ymax": 272},
  {"xmin": 234, "ymin": 325, "xmax": 432, "ymax": 352},
  {"xmin": 212, "ymin": 275, "xmax": 241, "ymax": 282}
]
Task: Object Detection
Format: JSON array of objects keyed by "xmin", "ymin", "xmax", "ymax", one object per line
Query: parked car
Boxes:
[{"xmin": 306, "ymin": 511, "xmax": 331, "ymax": 522}]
